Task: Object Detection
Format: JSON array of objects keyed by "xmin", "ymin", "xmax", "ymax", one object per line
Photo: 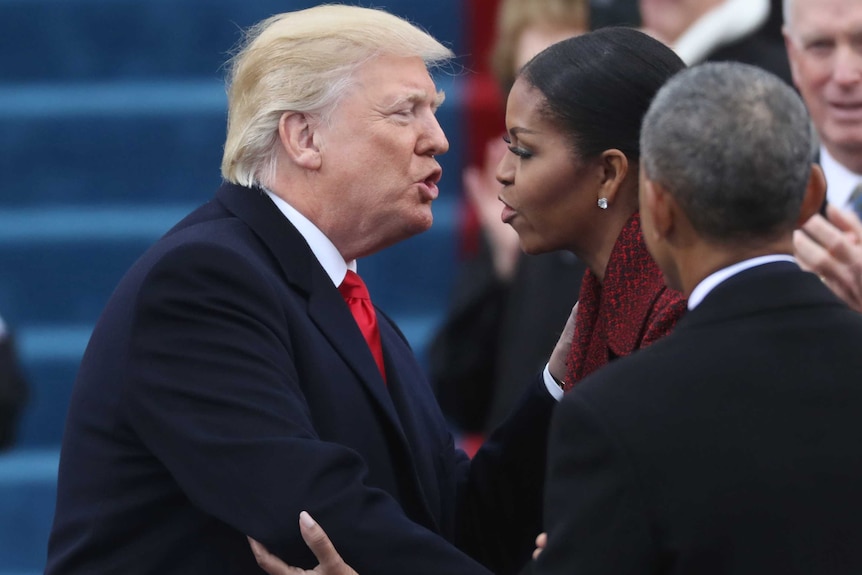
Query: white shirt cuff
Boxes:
[{"xmin": 543, "ymin": 364, "xmax": 564, "ymax": 401}]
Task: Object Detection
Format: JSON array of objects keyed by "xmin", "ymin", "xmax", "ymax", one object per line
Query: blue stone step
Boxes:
[
  {"xmin": 0, "ymin": 0, "xmax": 464, "ymax": 82},
  {"xmin": 0, "ymin": 448, "xmax": 59, "ymax": 572},
  {"xmin": 15, "ymin": 325, "xmax": 91, "ymax": 447}
]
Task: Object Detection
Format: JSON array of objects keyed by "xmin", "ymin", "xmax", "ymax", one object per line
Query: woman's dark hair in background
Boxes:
[{"xmin": 520, "ymin": 27, "xmax": 686, "ymax": 162}]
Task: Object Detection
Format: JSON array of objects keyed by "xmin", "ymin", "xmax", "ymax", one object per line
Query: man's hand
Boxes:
[
  {"xmin": 248, "ymin": 512, "xmax": 358, "ymax": 575},
  {"xmin": 794, "ymin": 204, "xmax": 862, "ymax": 312}
]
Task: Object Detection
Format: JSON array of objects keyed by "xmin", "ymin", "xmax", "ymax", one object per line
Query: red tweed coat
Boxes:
[{"xmin": 564, "ymin": 213, "xmax": 686, "ymax": 389}]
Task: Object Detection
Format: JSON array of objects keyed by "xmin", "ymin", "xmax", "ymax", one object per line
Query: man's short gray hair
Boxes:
[{"xmin": 640, "ymin": 62, "xmax": 816, "ymax": 244}]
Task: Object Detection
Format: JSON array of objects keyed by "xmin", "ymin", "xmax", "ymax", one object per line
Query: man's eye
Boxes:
[{"xmin": 806, "ymin": 40, "xmax": 835, "ymax": 54}]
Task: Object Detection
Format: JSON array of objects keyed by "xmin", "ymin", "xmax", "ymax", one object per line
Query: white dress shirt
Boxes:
[
  {"xmin": 264, "ymin": 190, "xmax": 354, "ymax": 286},
  {"xmin": 820, "ymin": 146, "xmax": 862, "ymax": 210}
]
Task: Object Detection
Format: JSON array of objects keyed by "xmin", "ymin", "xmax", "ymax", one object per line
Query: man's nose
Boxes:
[
  {"xmin": 424, "ymin": 115, "xmax": 449, "ymax": 157},
  {"xmin": 832, "ymin": 43, "xmax": 862, "ymax": 86}
]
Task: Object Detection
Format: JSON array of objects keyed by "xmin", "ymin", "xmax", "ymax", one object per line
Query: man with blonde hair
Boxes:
[{"xmin": 46, "ymin": 6, "xmax": 559, "ymax": 574}]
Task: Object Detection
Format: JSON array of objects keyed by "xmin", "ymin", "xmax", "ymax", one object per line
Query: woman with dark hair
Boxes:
[
  {"xmin": 499, "ymin": 26, "xmax": 687, "ymax": 390},
  {"xmin": 245, "ymin": 26, "xmax": 689, "ymax": 575}
]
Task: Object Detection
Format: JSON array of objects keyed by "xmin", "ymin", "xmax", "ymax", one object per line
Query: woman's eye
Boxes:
[
  {"xmin": 508, "ymin": 146, "xmax": 533, "ymax": 159},
  {"xmin": 502, "ymin": 135, "xmax": 532, "ymax": 158}
]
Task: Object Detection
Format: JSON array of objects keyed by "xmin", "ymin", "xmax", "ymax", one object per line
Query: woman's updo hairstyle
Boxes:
[{"xmin": 520, "ymin": 27, "xmax": 685, "ymax": 161}]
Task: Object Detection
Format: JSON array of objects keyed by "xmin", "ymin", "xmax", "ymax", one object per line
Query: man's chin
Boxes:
[{"xmin": 823, "ymin": 125, "xmax": 862, "ymax": 152}]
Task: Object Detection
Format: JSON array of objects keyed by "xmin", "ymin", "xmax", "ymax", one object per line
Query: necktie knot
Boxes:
[{"xmin": 338, "ymin": 270, "xmax": 370, "ymax": 301}]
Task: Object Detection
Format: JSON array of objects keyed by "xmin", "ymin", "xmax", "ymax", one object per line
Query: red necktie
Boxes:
[{"xmin": 338, "ymin": 270, "xmax": 387, "ymax": 382}]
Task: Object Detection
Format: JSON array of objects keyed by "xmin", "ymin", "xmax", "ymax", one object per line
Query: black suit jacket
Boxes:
[
  {"xmin": 532, "ymin": 262, "xmax": 862, "ymax": 574},
  {"xmin": 47, "ymin": 183, "xmax": 554, "ymax": 575}
]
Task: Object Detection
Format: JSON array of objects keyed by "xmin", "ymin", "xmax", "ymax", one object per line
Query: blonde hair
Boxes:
[
  {"xmin": 221, "ymin": 4, "xmax": 454, "ymax": 188},
  {"xmin": 491, "ymin": 0, "xmax": 589, "ymax": 94}
]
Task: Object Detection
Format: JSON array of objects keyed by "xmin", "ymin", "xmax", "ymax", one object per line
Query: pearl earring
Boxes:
[{"xmin": 597, "ymin": 198, "xmax": 608, "ymax": 210}]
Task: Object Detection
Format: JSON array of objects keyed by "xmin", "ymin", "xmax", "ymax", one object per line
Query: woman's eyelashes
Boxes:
[{"xmin": 502, "ymin": 134, "xmax": 534, "ymax": 159}]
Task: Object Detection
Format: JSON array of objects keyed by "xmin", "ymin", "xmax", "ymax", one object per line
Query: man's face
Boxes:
[
  {"xmin": 314, "ymin": 54, "xmax": 449, "ymax": 259},
  {"xmin": 785, "ymin": 0, "xmax": 862, "ymax": 163}
]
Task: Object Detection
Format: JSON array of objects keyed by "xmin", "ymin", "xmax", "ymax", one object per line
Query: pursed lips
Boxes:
[
  {"xmin": 416, "ymin": 166, "xmax": 442, "ymax": 201},
  {"xmin": 499, "ymin": 196, "xmax": 517, "ymax": 224}
]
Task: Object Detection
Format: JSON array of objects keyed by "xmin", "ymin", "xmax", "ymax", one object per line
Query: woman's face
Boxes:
[{"xmin": 496, "ymin": 77, "xmax": 603, "ymax": 256}]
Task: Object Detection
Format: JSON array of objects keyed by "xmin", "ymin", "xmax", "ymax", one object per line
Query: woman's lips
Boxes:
[{"xmin": 501, "ymin": 204, "xmax": 517, "ymax": 224}]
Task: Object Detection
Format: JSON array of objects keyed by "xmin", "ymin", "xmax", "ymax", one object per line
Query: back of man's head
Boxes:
[
  {"xmin": 641, "ymin": 61, "xmax": 816, "ymax": 245},
  {"xmin": 221, "ymin": 5, "xmax": 453, "ymax": 189}
]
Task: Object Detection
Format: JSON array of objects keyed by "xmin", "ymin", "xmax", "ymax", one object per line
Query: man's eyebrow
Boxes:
[{"xmin": 387, "ymin": 90, "xmax": 446, "ymax": 109}]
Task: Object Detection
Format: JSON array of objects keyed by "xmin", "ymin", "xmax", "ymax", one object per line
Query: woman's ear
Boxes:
[
  {"xmin": 797, "ymin": 162, "xmax": 827, "ymax": 226},
  {"xmin": 278, "ymin": 112, "xmax": 322, "ymax": 170},
  {"xmin": 597, "ymin": 149, "xmax": 629, "ymax": 207}
]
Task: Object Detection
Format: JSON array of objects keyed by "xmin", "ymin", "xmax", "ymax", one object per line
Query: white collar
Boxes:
[
  {"xmin": 263, "ymin": 190, "xmax": 354, "ymax": 286},
  {"xmin": 819, "ymin": 145, "xmax": 862, "ymax": 209},
  {"xmin": 673, "ymin": 0, "xmax": 769, "ymax": 65},
  {"xmin": 687, "ymin": 254, "xmax": 797, "ymax": 310}
]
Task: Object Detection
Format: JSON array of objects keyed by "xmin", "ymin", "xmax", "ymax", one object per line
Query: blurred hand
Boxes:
[
  {"xmin": 463, "ymin": 137, "xmax": 522, "ymax": 280},
  {"xmin": 248, "ymin": 512, "xmax": 358, "ymax": 575},
  {"xmin": 532, "ymin": 532, "xmax": 548, "ymax": 560},
  {"xmin": 549, "ymin": 302, "xmax": 578, "ymax": 386},
  {"xmin": 794, "ymin": 204, "xmax": 862, "ymax": 312}
]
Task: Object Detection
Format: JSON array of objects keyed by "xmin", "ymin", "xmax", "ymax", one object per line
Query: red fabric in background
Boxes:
[{"xmin": 459, "ymin": 0, "xmax": 505, "ymax": 259}]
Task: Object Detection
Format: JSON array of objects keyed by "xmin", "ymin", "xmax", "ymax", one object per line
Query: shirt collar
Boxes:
[
  {"xmin": 687, "ymin": 255, "xmax": 798, "ymax": 310},
  {"xmin": 263, "ymin": 189, "xmax": 354, "ymax": 286},
  {"xmin": 820, "ymin": 145, "xmax": 862, "ymax": 209}
]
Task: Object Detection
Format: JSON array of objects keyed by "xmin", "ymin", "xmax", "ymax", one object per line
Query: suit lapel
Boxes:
[{"xmin": 214, "ymin": 183, "xmax": 409, "ymax": 444}]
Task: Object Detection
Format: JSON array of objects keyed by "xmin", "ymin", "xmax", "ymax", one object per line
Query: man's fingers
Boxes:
[
  {"xmin": 804, "ymin": 210, "xmax": 861, "ymax": 264},
  {"xmin": 793, "ymin": 229, "xmax": 828, "ymax": 272},
  {"xmin": 826, "ymin": 203, "xmax": 862, "ymax": 237},
  {"xmin": 298, "ymin": 512, "xmax": 350, "ymax": 573},
  {"xmin": 248, "ymin": 537, "xmax": 299, "ymax": 575}
]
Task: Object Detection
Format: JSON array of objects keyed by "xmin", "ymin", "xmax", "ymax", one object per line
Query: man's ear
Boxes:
[
  {"xmin": 597, "ymin": 149, "xmax": 629, "ymax": 206},
  {"xmin": 797, "ymin": 162, "xmax": 827, "ymax": 226},
  {"xmin": 278, "ymin": 111, "xmax": 322, "ymax": 170},
  {"xmin": 641, "ymin": 175, "xmax": 675, "ymax": 242}
]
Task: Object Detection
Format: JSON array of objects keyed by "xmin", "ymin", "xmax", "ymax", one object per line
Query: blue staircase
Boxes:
[{"xmin": 0, "ymin": 1, "xmax": 466, "ymax": 571}]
